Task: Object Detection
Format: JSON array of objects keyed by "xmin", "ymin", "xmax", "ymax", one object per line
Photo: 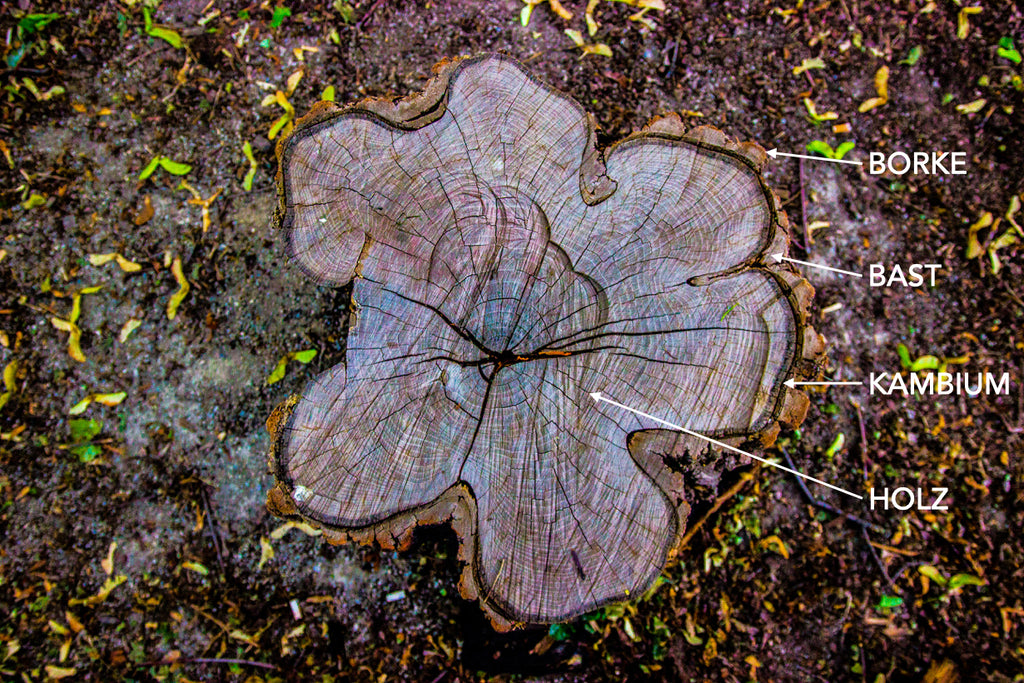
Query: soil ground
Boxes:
[{"xmin": 1, "ymin": 1, "xmax": 1022, "ymax": 681}]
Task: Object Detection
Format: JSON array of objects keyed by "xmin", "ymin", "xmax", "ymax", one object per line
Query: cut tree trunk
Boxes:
[{"xmin": 265, "ymin": 54, "xmax": 823, "ymax": 630}]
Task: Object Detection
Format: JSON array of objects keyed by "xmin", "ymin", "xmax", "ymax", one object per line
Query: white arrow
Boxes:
[
  {"xmin": 766, "ymin": 148, "xmax": 863, "ymax": 166},
  {"xmin": 784, "ymin": 379, "xmax": 864, "ymax": 389},
  {"xmin": 770, "ymin": 252, "xmax": 863, "ymax": 278},
  {"xmin": 589, "ymin": 391, "xmax": 863, "ymax": 500}
]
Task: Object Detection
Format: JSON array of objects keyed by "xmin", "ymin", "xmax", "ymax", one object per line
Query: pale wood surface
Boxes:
[{"xmin": 269, "ymin": 54, "xmax": 813, "ymax": 626}]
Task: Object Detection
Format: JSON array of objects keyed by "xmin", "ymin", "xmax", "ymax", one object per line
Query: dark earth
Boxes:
[{"xmin": 1, "ymin": 1, "xmax": 1022, "ymax": 681}]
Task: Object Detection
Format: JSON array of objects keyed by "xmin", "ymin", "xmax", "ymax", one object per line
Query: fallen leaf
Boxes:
[
  {"xmin": 68, "ymin": 574, "xmax": 127, "ymax": 607},
  {"xmin": 166, "ymin": 257, "xmax": 190, "ymax": 320},
  {"xmin": 134, "ymin": 195, "xmax": 154, "ymax": 225},
  {"xmin": 857, "ymin": 66, "xmax": 890, "ymax": 113},
  {"xmin": 258, "ymin": 536, "xmax": 274, "ymax": 569},
  {"xmin": 792, "ymin": 57, "xmax": 826, "ymax": 75},
  {"xmin": 955, "ymin": 98, "xmax": 987, "ymax": 114},
  {"xmin": 956, "ymin": 7, "xmax": 981, "ymax": 40},
  {"xmin": 119, "ymin": 318, "xmax": 142, "ymax": 343},
  {"xmin": 101, "ymin": 541, "xmax": 117, "ymax": 575},
  {"xmin": 966, "ymin": 211, "xmax": 993, "ymax": 258},
  {"xmin": 44, "ymin": 666, "xmax": 76, "ymax": 680}
]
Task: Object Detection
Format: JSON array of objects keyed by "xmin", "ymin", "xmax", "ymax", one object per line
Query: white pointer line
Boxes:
[
  {"xmin": 771, "ymin": 253, "xmax": 863, "ymax": 278},
  {"xmin": 589, "ymin": 392, "xmax": 863, "ymax": 501},
  {"xmin": 767, "ymin": 148, "xmax": 863, "ymax": 166},
  {"xmin": 784, "ymin": 379, "xmax": 864, "ymax": 389}
]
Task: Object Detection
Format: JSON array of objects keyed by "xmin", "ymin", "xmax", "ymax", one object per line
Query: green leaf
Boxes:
[
  {"xmin": 69, "ymin": 418, "xmax": 102, "ymax": 443},
  {"xmin": 157, "ymin": 157, "xmax": 192, "ymax": 175},
  {"xmin": 72, "ymin": 443, "xmax": 102, "ymax": 463},
  {"xmin": 997, "ymin": 38, "xmax": 1022, "ymax": 64},
  {"xmin": 878, "ymin": 595, "xmax": 903, "ymax": 609},
  {"xmin": 900, "ymin": 46, "xmax": 922, "ymax": 66},
  {"xmin": 321, "ymin": 85, "xmax": 336, "ymax": 102},
  {"xmin": 292, "ymin": 349, "xmax": 317, "ymax": 364},
  {"xmin": 948, "ymin": 573, "xmax": 985, "ymax": 591},
  {"xmin": 21, "ymin": 193, "xmax": 47, "ymax": 209},
  {"xmin": 547, "ymin": 623, "xmax": 572, "ymax": 641},
  {"xmin": 833, "ymin": 141, "xmax": 855, "ymax": 160},
  {"xmin": 139, "ymin": 157, "xmax": 161, "ymax": 180},
  {"xmin": 910, "ymin": 355, "xmax": 940, "ymax": 372},
  {"xmin": 270, "ymin": 6, "xmax": 292, "ymax": 28},
  {"xmin": 148, "ymin": 25, "xmax": 183, "ymax": 49},
  {"xmin": 242, "ymin": 141, "xmax": 258, "ymax": 191},
  {"xmin": 918, "ymin": 565, "xmax": 947, "ymax": 586},
  {"xmin": 896, "ymin": 343, "xmax": 912, "ymax": 369},
  {"xmin": 142, "ymin": 7, "xmax": 183, "ymax": 48},
  {"xmin": 19, "ymin": 13, "xmax": 61, "ymax": 34},
  {"xmin": 824, "ymin": 432, "xmax": 845, "ymax": 459},
  {"xmin": 334, "ymin": 1, "xmax": 355, "ymax": 23},
  {"xmin": 805, "ymin": 139, "xmax": 836, "ymax": 159},
  {"xmin": 267, "ymin": 357, "xmax": 288, "ymax": 385}
]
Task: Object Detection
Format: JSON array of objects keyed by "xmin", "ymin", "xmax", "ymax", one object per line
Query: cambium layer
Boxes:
[{"xmin": 265, "ymin": 54, "xmax": 824, "ymax": 630}]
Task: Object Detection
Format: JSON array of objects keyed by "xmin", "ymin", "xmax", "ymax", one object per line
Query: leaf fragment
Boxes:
[
  {"xmin": 143, "ymin": 8, "xmax": 183, "ymax": 48},
  {"xmin": 68, "ymin": 574, "xmax": 127, "ymax": 607},
  {"xmin": 955, "ymin": 98, "xmax": 987, "ymax": 114},
  {"xmin": 242, "ymin": 141, "xmax": 258, "ymax": 191},
  {"xmin": 140, "ymin": 156, "xmax": 191, "ymax": 180},
  {"xmin": 119, "ymin": 318, "xmax": 142, "ymax": 343},
  {"xmin": 858, "ymin": 66, "xmax": 889, "ymax": 113},
  {"xmin": 792, "ymin": 57, "xmax": 826, "ymax": 75},
  {"xmin": 166, "ymin": 257, "xmax": 190, "ymax": 320},
  {"xmin": 258, "ymin": 536, "xmax": 274, "ymax": 569},
  {"xmin": 956, "ymin": 7, "xmax": 981, "ymax": 40},
  {"xmin": 45, "ymin": 666, "xmax": 76, "ymax": 680}
]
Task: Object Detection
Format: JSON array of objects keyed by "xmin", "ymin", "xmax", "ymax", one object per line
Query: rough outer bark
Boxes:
[{"xmin": 266, "ymin": 53, "xmax": 823, "ymax": 629}]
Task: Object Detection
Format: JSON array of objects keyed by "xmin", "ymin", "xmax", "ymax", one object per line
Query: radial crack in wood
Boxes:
[{"xmin": 266, "ymin": 53, "xmax": 821, "ymax": 629}]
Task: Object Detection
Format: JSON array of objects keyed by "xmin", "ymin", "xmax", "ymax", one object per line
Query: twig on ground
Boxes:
[{"xmin": 778, "ymin": 447, "xmax": 883, "ymax": 532}]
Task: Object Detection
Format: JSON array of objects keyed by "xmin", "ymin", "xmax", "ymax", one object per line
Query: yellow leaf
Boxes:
[
  {"xmin": 966, "ymin": 211, "xmax": 994, "ymax": 258},
  {"xmin": 69, "ymin": 396, "xmax": 92, "ymax": 415},
  {"xmin": 88, "ymin": 253, "xmax": 118, "ymax": 266},
  {"xmin": 286, "ymin": 69, "xmax": 304, "ymax": 95},
  {"xmin": 59, "ymin": 637, "xmax": 71, "ymax": 662},
  {"xmin": 229, "ymin": 629, "xmax": 259, "ymax": 647},
  {"xmin": 583, "ymin": 43, "xmax": 613, "ymax": 58},
  {"xmin": 792, "ymin": 57, "xmax": 826, "ymax": 75},
  {"xmin": 803, "ymin": 98, "xmax": 838, "ymax": 122},
  {"xmin": 759, "ymin": 535, "xmax": 790, "ymax": 559},
  {"xmin": 858, "ymin": 96, "xmax": 886, "ymax": 113},
  {"xmin": 955, "ymin": 98, "xmax": 987, "ymax": 114},
  {"xmin": 3, "ymin": 360, "xmax": 16, "ymax": 392},
  {"xmin": 101, "ymin": 541, "xmax": 117, "ymax": 575},
  {"xmin": 94, "ymin": 392, "xmax": 126, "ymax": 407},
  {"xmin": 49, "ymin": 619, "xmax": 70, "ymax": 636},
  {"xmin": 957, "ymin": 7, "xmax": 981, "ymax": 40},
  {"xmin": 182, "ymin": 560, "xmax": 209, "ymax": 576},
  {"xmin": 585, "ymin": 0, "xmax": 599, "ymax": 35},
  {"xmin": 45, "ymin": 666, "xmax": 76, "ymax": 680},
  {"xmin": 65, "ymin": 611, "xmax": 84, "ymax": 633},
  {"xmin": 167, "ymin": 257, "xmax": 190, "ymax": 320},
  {"xmin": 68, "ymin": 574, "xmax": 127, "ymax": 607},
  {"xmin": 115, "ymin": 254, "xmax": 142, "ymax": 272},
  {"xmin": 119, "ymin": 318, "xmax": 142, "ymax": 342},
  {"xmin": 51, "ymin": 316, "xmax": 86, "ymax": 363},
  {"xmin": 549, "ymin": 0, "xmax": 573, "ymax": 20},
  {"xmin": 874, "ymin": 66, "xmax": 889, "ymax": 100},
  {"xmin": 258, "ymin": 536, "xmax": 274, "ymax": 569}
]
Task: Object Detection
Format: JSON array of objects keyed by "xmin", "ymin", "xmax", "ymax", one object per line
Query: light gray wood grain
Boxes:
[{"xmin": 269, "ymin": 54, "xmax": 807, "ymax": 626}]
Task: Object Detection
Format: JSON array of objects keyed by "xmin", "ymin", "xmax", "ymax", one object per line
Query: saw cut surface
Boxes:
[{"xmin": 268, "ymin": 54, "xmax": 812, "ymax": 627}]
